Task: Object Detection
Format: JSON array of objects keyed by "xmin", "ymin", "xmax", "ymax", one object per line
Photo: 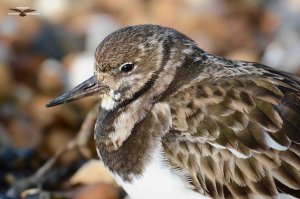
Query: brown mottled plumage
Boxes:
[{"xmin": 47, "ymin": 25, "xmax": 300, "ymax": 199}]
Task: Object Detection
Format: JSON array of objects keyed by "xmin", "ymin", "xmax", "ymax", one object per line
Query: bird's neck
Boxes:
[
  {"xmin": 95, "ymin": 93, "xmax": 157, "ymax": 181},
  {"xmin": 96, "ymin": 93, "xmax": 154, "ymax": 150}
]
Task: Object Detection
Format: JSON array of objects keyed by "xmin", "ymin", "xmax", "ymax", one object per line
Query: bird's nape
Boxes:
[{"xmin": 46, "ymin": 75, "xmax": 106, "ymax": 107}]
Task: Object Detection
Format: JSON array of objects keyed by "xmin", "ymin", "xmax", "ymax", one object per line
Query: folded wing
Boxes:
[{"xmin": 163, "ymin": 63, "xmax": 300, "ymax": 198}]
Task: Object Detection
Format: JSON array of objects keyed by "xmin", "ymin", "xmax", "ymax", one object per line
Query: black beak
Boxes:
[{"xmin": 46, "ymin": 76, "xmax": 106, "ymax": 107}]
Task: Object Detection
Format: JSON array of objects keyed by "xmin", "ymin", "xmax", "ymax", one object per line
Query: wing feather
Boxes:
[
  {"xmin": 23, "ymin": 9, "xmax": 36, "ymax": 13},
  {"xmin": 10, "ymin": 8, "xmax": 21, "ymax": 12},
  {"xmin": 163, "ymin": 64, "xmax": 300, "ymax": 198}
]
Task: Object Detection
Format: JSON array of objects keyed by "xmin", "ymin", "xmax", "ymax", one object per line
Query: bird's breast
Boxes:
[{"xmin": 94, "ymin": 102, "xmax": 173, "ymax": 181}]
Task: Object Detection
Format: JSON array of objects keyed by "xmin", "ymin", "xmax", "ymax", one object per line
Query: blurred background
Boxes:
[{"xmin": 0, "ymin": 0, "xmax": 300, "ymax": 198}]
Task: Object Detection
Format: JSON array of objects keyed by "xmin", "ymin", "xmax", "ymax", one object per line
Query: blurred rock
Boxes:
[
  {"xmin": 21, "ymin": 189, "xmax": 51, "ymax": 199},
  {"xmin": 43, "ymin": 127, "xmax": 73, "ymax": 157},
  {"xmin": 13, "ymin": 85, "xmax": 33, "ymax": 108},
  {"xmin": 226, "ymin": 49, "xmax": 260, "ymax": 62},
  {"xmin": 73, "ymin": 183, "xmax": 120, "ymax": 199},
  {"xmin": 0, "ymin": 124, "xmax": 10, "ymax": 149},
  {"xmin": 20, "ymin": 184, "xmax": 121, "ymax": 199},
  {"xmin": 296, "ymin": 68, "xmax": 300, "ymax": 77},
  {"xmin": 6, "ymin": 117, "xmax": 39, "ymax": 149},
  {"xmin": 69, "ymin": 160, "xmax": 115, "ymax": 185},
  {"xmin": 0, "ymin": 14, "xmax": 18, "ymax": 64},
  {"xmin": 262, "ymin": 0, "xmax": 300, "ymax": 73},
  {"xmin": 37, "ymin": 59, "xmax": 67, "ymax": 95},
  {"xmin": 27, "ymin": 95, "xmax": 80, "ymax": 129},
  {"xmin": 0, "ymin": 64, "xmax": 14, "ymax": 101},
  {"xmin": 34, "ymin": 0, "xmax": 70, "ymax": 24}
]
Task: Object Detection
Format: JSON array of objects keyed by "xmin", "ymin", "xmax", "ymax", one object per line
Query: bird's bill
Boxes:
[{"xmin": 46, "ymin": 75, "xmax": 105, "ymax": 107}]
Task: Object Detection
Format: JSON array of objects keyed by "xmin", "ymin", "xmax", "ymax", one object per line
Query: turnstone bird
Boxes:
[
  {"xmin": 9, "ymin": 8, "xmax": 36, "ymax": 17},
  {"xmin": 47, "ymin": 25, "xmax": 300, "ymax": 199}
]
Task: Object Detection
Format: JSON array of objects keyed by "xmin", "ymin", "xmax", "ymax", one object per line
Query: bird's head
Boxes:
[{"xmin": 47, "ymin": 25, "xmax": 200, "ymax": 109}]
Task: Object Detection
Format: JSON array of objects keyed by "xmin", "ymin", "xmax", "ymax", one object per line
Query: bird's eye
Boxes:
[{"xmin": 120, "ymin": 63, "xmax": 134, "ymax": 73}]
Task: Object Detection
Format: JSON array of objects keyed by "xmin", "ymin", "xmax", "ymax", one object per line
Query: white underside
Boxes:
[{"xmin": 112, "ymin": 146, "xmax": 210, "ymax": 199}]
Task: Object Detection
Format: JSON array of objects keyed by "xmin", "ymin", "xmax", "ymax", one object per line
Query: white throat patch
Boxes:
[
  {"xmin": 101, "ymin": 95, "xmax": 116, "ymax": 110},
  {"xmin": 101, "ymin": 90, "xmax": 118, "ymax": 110}
]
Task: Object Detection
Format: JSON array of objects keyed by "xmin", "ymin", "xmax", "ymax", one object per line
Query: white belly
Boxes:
[{"xmin": 112, "ymin": 146, "xmax": 210, "ymax": 199}]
